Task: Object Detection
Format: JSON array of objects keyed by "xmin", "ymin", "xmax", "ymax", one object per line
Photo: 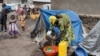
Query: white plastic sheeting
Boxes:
[{"xmin": 80, "ymin": 21, "xmax": 100, "ymax": 56}]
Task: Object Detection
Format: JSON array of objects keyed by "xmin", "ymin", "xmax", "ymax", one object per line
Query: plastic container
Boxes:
[
  {"xmin": 58, "ymin": 41, "xmax": 68, "ymax": 56},
  {"xmin": 43, "ymin": 46, "xmax": 58, "ymax": 56},
  {"xmin": 75, "ymin": 46, "xmax": 88, "ymax": 56}
]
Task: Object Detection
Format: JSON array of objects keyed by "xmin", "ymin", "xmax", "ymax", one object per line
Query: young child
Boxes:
[
  {"xmin": 20, "ymin": 11, "xmax": 26, "ymax": 31},
  {"xmin": 9, "ymin": 15, "xmax": 18, "ymax": 38}
]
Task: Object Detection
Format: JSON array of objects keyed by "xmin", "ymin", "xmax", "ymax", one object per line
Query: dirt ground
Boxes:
[
  {"xmin": 0, "ymin": 12, "xmax": 78, "ymax": 56},
  {"xmin": 0, "ymin": 16, "xmax": 44, "ymax": 56}
]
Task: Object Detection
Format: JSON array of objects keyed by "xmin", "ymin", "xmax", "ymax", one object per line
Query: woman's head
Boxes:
[
  {"xmin": 49, "ymin": 16, "xmax": 57, "ymax": 25},
  {"xmin": 11, "ymin": 15, "xmax": 15, "ymax": 20},
  {"xmin": 18, "ymin": 4, "xmax": 21, "ymax": 8},
  {"xmin": 55, "ymin": 14, "xmax": 62, "ymax": 19}
]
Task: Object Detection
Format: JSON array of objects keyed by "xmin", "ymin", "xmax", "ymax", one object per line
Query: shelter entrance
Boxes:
[{"xmin": 0, "ymin": 0, "xmax": 3, "ymax": 3}]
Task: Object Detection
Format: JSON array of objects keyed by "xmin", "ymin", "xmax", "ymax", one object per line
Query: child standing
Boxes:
[
  {"xmin": 20, "ymin": 11, "xmax": 26, "ymax": 31},
  {"xmin": 9, "ymin": 15, "xmax": 18, "ymax": 38}
]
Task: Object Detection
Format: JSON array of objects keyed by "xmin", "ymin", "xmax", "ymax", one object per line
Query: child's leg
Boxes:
[
  {"xmin": 22, "ymin": 26, "xmax": 25, "ymax": 31},
  {"xmin": 0, "ymin": 19, "xmax": 4, "ymax": 31},
  {"xmin": 13, "ymin": 31, "xmax": 18, "ymax": 38},
  {"xmin": 12, "ymin": 31, "xmax": 17, "ymax": 38}
]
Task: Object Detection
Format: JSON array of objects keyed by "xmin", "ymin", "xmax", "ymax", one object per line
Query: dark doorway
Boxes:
[
  {"xmin": 21, "ymin": 0, "xmax": 27, "ymax": 3},
  {"xmin": 0, "ymin": 0, "xmax": 3, "ymax": 3}
]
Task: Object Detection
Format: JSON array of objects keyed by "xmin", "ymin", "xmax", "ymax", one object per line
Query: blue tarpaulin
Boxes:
[{"xmin": 40, "ymin": 9, "xmax": 83, "ymax": 46}]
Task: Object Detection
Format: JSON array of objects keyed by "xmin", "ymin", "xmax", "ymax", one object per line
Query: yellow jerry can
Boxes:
[{"xmin": 58, "ymin": 41, "xmax": 68, "ymax": 56}]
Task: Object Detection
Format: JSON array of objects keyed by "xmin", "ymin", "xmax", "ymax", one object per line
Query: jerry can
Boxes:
[{"xmin": 58, "ymin": 41, "xmax": 68, "ymax": 56}]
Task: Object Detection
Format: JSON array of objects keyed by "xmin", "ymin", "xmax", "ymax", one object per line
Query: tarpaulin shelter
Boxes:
[{"xmin": 31, "ymin": 9, "xmax": 83, "ymax": 46}]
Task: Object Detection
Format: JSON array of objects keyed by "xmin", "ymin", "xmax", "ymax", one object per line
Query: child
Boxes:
[
  {"xmin": 20, "ymin": 11, "xmax": 26, "ymax": 31},
  {"xmin": 9, "ymin": 15, "xmax": 18, "ymax": 38}
]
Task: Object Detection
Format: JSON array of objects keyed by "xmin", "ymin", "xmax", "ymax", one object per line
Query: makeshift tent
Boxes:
[
  {"xmin": 30, "ymin": 14, "xmax": 46, "ymax": 43},
  {"xmin": 31, "ymin": 9, "xmax": 83, "ymax": 46},
  {"xmin": 80, "ymin": 21, "xmax": 100, "ymax": 56}
]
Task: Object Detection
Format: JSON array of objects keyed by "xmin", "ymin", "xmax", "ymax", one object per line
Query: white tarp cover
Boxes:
[{"xmin": 80, "ymin": 21, "xmax": 100, "ymax": 56}]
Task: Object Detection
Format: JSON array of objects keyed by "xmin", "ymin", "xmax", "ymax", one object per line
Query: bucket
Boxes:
[{"xmin": 43, "ymin": 46, "xmax": 58, "ymax": 56}]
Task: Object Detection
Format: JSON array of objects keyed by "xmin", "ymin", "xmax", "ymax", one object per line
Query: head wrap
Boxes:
[{"xmin": 49, "ymin": 16, "xmax": 57, "ymax": 25}]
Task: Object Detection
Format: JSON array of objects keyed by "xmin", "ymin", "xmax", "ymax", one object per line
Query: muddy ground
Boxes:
[{"xmin": 0, "ymin": 16, "xmax": 44, "ymax": 56}]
